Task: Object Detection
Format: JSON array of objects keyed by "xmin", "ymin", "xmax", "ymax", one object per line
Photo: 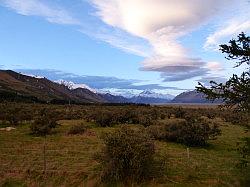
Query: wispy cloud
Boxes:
[
  {"xmin": 79, "ymin": 27, "xmax": 152, "ymax": 57},
  {"xmin": 204, "ymin": 0, "xmax": 250, "ymax": 50},
  {"xmin": 1, "ymin": 0, "xmax": 80, "ymax": 25},
  {"xmin": 204, "ymin": 20, "xmax": 250, "ymax": 50}
]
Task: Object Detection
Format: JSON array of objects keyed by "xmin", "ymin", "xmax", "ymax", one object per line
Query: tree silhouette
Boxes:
[{"xmin": 196, "ymin": 32, "xmax": 250, "ymax": 111}]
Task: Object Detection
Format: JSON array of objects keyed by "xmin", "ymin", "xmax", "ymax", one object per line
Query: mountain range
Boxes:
[
  {"xmin": 0, "ymin": 70, "xmax": 105, "ymax": 103},
  {"xmin": 56, "ymin": 80, "xmax": 174, "ymax": 104},
  {"xmin": 0, "ymin": 70, "xmax": 217, "ymax": 104}
]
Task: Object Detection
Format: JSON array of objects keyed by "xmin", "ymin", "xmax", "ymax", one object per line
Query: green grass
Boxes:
[{"xmin": 0, "ymin": 119, "xmax": 249, "ymax": 187}]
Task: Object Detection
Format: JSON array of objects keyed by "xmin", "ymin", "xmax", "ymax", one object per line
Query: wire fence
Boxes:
[{"xmin": 0, "ymin": 138, "xmax": 241, "ymax": 183}]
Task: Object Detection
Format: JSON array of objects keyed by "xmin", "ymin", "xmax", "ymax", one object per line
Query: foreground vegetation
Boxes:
[{"xmin": 0, "ymin": 102, "xmax": 249, "ymax": 186}]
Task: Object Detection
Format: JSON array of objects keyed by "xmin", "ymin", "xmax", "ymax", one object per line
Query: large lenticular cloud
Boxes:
[{"xmin": 90, "ymin": 0, "xmax": 237, "ymax": 81}]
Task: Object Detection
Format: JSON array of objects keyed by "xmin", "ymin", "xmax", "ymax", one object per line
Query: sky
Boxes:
[{"xmin": 0, "ymin": 0, "xmax": 249, "ymax": 96}]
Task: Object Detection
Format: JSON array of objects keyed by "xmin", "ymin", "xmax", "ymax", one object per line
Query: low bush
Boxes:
[
  {"xmin": 165, "ymin": 118, "xmax": 221, "ymax": 147},
  {"xmin": 0, "ymin": 105, "xmax": 26, "ymax": 126},
  {"xmin": 30, "ymin": 109, "xmax": 59, "ymax": 136},
  {"xmin": 94, "ymin": 111, "xmax": 114, "ymax": 127},
  {"xmin": 223, "ymin": 111, "xmax": 250, "ymax": 127},
  {"xmin": 236, "ymin": 137, "xmax": 250, "ymax": 168},
  {"xmin": 67, "ymin": 123, "xmax": 87, "ymax": 135},
  {"xmin": 236, "ymin": 137, "xmax": 250, "ymax": 186},
  {"xmin": 174, "ymin": 107, "xmax": 186, "ymax": 118},
  {"xmin": 97, "ymin": 126, "xmax": 159, "ymax": 184},
  {"xmin": 138, "ymin": 115, "xmax": 154, "ymax": 127},
  {"xmin": 146, "ymin": 125, "xmax": 166, "ymax": 140}
]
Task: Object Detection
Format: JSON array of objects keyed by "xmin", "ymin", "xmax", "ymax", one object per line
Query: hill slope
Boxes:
[{"xmin": 0, "ymin": 70, "xmax": 105, "ymax": 103}]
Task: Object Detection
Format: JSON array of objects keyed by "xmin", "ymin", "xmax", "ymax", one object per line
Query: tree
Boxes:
[{"xmin": 196, "ymin": 32, "xmax": 250, "ymax": 112}]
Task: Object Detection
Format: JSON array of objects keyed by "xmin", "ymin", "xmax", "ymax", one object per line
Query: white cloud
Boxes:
[
  {"xmin": 91, "ymin": 0, "xmax": 226, "ymax": 38},
  {"xmin": 2, "ymin": 0, "xmax": 248, "ymax": 82},
  {"xmin": 204, "ymin": 20, "xmax": 250, "ymax": 50},
  {"xmin": 80, "ymin": 27, "xmax": 152, "ymax": 57},
  {"xmin": 90, "ymin": 0, "xmax": 236, "ymax": 80},
  {"xmin": 204, "ymin": 0, "xmax": 250, "ymax": 50},
  {"xmin": 205, "ymin": 62, "xmax": 224, "ymax": 72},
  {"xmin": 1, "ymin": 0, "xmax": 80, "ymax": 25}
]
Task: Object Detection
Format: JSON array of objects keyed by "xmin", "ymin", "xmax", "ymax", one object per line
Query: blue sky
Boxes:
[{"xmin": 0, "ymin": 0, "xmax": 249, "ymax": 96}]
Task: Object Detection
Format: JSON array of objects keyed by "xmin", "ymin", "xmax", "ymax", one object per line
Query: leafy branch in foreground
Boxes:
[
  {"xmin": 220, "ymin": 32, "xmax": 250, "ymax": 67},
  {"xmin": 196, "ymin": 32, "xmax": 250, "ymax": 112}
]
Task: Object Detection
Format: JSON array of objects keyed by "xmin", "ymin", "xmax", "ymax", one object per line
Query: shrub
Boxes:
[
  {"xmin": 150, "ymin": 108, "xmax": 159, "ymax": 120},
  {"xmin": 183, "ymin": 112, "xmax": 201, "ymax": 121},
  {"xmin": 67, "ymin": 123, "xmax": 87, "ymax": 135},
  {"xmin": 165, "ymin": 118, "xmax": 221, "ymax": 147},
  {"xmin": 174, "ymin": 107, "xmax": 186, "ymax": 118},
  {"xmin": 94, "ymin": 111, "xmax": 114, "ymax": 127},
  {"xmin": 97, "ymin": 126, "xmax": 157, "ymax": 184},
  {"xmin": 160, "ymin": 113, "xmax": 166, "ymax": 120},
  {"xmin": 30, "ymin": 109, "xmax": 59, "ymax": 136},
  {"xmin": 146, "ymin": 125, "xmax": 166, "ymax": 140},
  {"xmin": 223, "ymin": 111, "xmax": 250, "ymax": 127},
  {"xmin": 1, "ymin": 105, "xmax": 27, "ymax": 126},
  {"xmin": 236, "ymin": 137, "xmax": 250, "ymax": 168},
  {"xmin": 138, "ymin": 115, "xmax": 154, "ymax": 127},
  {"xmin": 236, "ymin": 137, "xmax": 250, "ymax": 186}
]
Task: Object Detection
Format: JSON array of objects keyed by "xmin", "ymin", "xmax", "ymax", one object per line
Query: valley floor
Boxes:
[{"xmin": 0, "ymin": 116, "xmax": 249, "ymax": 186}]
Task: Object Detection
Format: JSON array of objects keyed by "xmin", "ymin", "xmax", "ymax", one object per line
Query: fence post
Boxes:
[{"xmin": 43, "ymin": 135, "xmax": 46, "ymax": 174}]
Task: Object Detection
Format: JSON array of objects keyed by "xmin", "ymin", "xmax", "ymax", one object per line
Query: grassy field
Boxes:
[{"xmin": 0, "ymin": 115, "xmax": 249, "ymax": 187}]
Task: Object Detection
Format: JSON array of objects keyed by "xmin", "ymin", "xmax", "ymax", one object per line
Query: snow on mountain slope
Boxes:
[
  {"xmin": 99, "ymin": 89, "xmax": 174, "ymax": 100},
  {"xmin": 139, "ymin": 90, "xmax": 174, "ymax": 100},
  {"xmin": 98, "ymin": 88, "xmax": 141, "ymax": 98},
  {"xmin": 55, "ymin": 80, "xmax": 174, "ymax": 102},
  {"xmin": 55, "ymin": 79, "xmax": 97, "ymax": 93},
  {"xmin": 20, "ymin": 72, "xmax": 45, "ymax": 79}
]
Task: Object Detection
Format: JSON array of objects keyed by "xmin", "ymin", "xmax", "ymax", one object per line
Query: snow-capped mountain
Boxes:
[
  {"xmin": 55, "ymin": 79, "xmax": 97, "ymax": 93},
  {"xmin": 98, "ymin": 89, "xmax": 174, "ymax": 100},
  {"xmin": 97, "ymin": 88, "xmax": 141, "ymax": 98},
  {"xmin": 98, "ymin": 89, "xmax": 174, "ymax": 104},
  {"xmin": 126, "ymin": 90, "xmax": 174, "ymax": 104},
  {"xmin": 139, "ymin": 90, "xmax": 175, "ymax": 100},
  {"xmin": 55, "ymin": 80, "xmax": 174, "ymax": 104},
  {"xmin": 20, "ymin": 73, "xmax": 45, "ymax": 79}
]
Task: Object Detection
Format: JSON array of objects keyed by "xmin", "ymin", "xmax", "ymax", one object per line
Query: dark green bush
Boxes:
[
  {"xmin": 1, "ymin": 105, "xmax": 26, "ymax": 126},
  {"xmin": 223, "ymin": 111, "xmax": 250, "ymax": 127},
  {"xmin": 165, "ymin": 118, "xmax": 221, "ymax": 147},
  {"xmin": 160, "ymin": 113, "xmax": 166, "ymax": 119},
  {"xmin": 236, "ymin": 137, "xmax": 250, "ymax": 168},
  {"xmin": 236, "ymin": 137, "xmax": 250, "ymax": 186},
  {"xmin": 138, "ymin": 115, "xmax": 154, "ymax": 127},
  {"xmin": 97, "ymin": 126, "xmax": 158, "ymax": 184},
  {"xmin": 146, "ymin": 125, "xmax": 166, "ymax": 140},
  {"xmin": 67, "ymin": 123, "xmax": 87, "ymax": 135},
  {"xmin": 174, "ymin": 107, "xmax": 186, "ymax": 118},
  {"xmin": 30, "ymin": 109, "xmax": 59, "ymax": 136},
  {"xmin": 94, "ymin": 111, "xmax": 114, "ymax": 127}
]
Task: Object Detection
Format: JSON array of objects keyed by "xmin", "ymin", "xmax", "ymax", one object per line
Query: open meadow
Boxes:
[{"xmin": 0, "ymin": 103, "xmax": 249, "ymax": 187}]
